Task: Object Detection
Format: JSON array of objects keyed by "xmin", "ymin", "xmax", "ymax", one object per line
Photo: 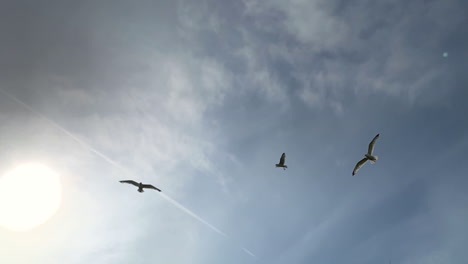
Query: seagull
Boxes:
[
  {"xmin": 352, "ymin": 134, "xmax": 380, "ymax": 176},
  {"xmin": 275, "ymin": 153, "xmax": 288, "ymax": 170},
  {"xmin": 120, "ymin": 180, "xmax": 162, "ymax": 192}
]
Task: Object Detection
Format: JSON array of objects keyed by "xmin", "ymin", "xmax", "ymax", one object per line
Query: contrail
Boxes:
[
  {"xmin": 242, "ymin": 247, "xmax": 257, "ymax": 258},
  {"xmin": 0, "ymin": 88, "xmax": 126, "ymax": 172},
  {"xmin": 159, "ymin": 193, "xmax": 229, "ymax": 238},
  {"xmin": 0, "ymin": 88, "xmax": 256, "ymax": 258}
]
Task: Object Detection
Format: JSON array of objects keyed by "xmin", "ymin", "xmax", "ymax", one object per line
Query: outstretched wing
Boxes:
[
  {"xmin": 142, "ymin": 184, "xmax": 162, "ymax": 192},
  {"xmin": 367, "ymin": 134, "xmax": 380, "ymax": 155},
  {"xmin": 120, "ymin": 180, "xmax": 139, "ymax": 187},
  {"xmin": 352, "ymin": 158, "xmax": 368, "ymax": 176},
  {"xmin": 279, "ymin": 153, "xmax": 286, "ymax": 165}
]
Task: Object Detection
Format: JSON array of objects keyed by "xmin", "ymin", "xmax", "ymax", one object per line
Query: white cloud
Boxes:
[
  {"xmin": 240, "ymin": 0, "xmax": 461, "ymax": 110},
  {"xmin": 176, "ymin": 0, "xmax": 222, "ymax": 36},
  {"xmin": 28, "ymin": 47, "xmax": 238, "ymax": 199},
  {"xmin": 231, "ymin": 31, "xmax": 292, "ymax": 109},
  {"xmin": 243, "ymin": 0, "xmax": 351, "ymax": 50}
]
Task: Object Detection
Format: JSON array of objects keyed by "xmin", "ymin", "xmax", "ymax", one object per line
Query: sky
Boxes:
[{"xmin": 0, "ymin": 0, "xmax": 467, "ymax": 263}]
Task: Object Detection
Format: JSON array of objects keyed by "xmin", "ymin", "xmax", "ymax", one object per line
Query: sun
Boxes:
[{"xmin": 0, "ymin": 163, "xmax": 62, "ymax": 232}]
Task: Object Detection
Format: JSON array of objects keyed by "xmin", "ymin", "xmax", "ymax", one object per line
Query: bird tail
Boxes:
[{"xmin": 370, "ymin": 156, "xmax": 378, "ymax": 163}]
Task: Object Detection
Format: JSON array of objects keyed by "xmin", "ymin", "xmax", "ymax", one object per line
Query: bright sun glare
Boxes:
[{"xmin": 0, "ymin": 163, "xmax": 62, "ymax": 232}]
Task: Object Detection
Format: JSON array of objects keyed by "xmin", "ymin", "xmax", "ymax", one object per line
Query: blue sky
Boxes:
[{"xmin": 1, "ymin": 0, "xmax": 467, "ymax": 263}]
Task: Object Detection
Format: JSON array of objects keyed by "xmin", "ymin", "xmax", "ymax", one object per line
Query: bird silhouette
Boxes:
[
  {"xmin": 120, "ymin": 180, "xmax": 161, "ymax": 192},
  {"xmin": 275, "ymin": 153, "xmax": 288, "ymax": 170}
]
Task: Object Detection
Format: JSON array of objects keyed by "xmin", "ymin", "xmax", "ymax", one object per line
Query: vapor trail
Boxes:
[
  {"xmin": 0, "ymin": 88, "xmax": 256, "ymax": 257},
  {"xmin": 159, "ymin": 193, "xmax": 229, "ymax": 238},
  {"xmin": 242, "ymin": 247, "xmax": 257, "ymax": 258},
  {"xmin": 0, "ymin": 88, "xmax": 125, "ymax": 171}
]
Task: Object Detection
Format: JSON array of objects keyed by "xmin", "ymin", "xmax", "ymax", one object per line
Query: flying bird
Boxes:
[
  {"xmin": 352, "ymin": 134, "xmax": 380, "ymax": 176},
  {"xmin": 276, "ymin": 153, "xmax": 288, "ymax": 170},
  {"xmin": 120, "ymin": 180, "xmax": 162, "ymax": 192}
]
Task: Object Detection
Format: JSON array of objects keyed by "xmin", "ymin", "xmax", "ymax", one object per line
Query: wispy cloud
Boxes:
[{"xmin": 239, "ymin": 0, "xmax": 464, "ymax": 111}]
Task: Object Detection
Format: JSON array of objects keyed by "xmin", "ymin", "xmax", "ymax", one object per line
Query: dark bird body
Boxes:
[
  {"xmin": 276, "ymin": 153, "xmax": 288, "ymax": 170},
  {"xmin": 120, "ymin": 180, "xmax": 161, "ymax": 192}
]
